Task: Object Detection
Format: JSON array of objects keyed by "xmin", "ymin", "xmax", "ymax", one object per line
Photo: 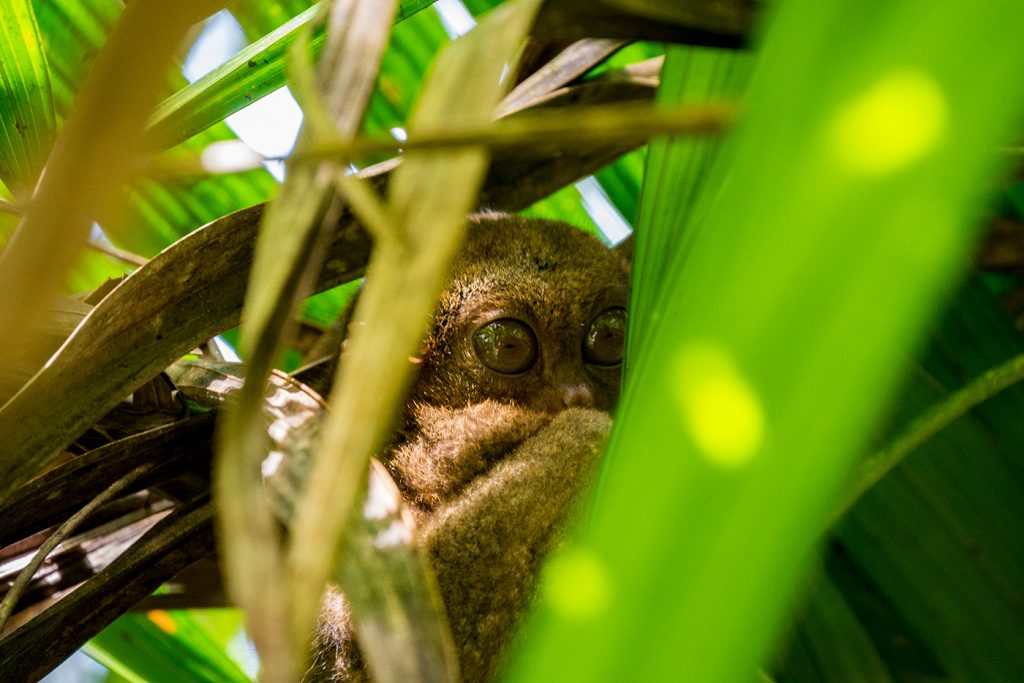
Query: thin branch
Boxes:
[
  {"xmin": 0, "ymin": 463, "xmax": 154, "ymax": 630},
  {"xmin": 86, "ymin": 238, "xmax": 148, "ymax": 267},
  {"xmin": 293, "ymin": 101, "xmax": 733, "ymax": 161},
  {"xmin": 143, "ymin": 101, "xmax": 732, "ymax": 180},
  {"xmin": 292, "ymin": 100, "xmax": 733, "ymax": 164},
  {"xmin": 834, "ymin": 351, "xmax": 1024, "ymax": 522}
]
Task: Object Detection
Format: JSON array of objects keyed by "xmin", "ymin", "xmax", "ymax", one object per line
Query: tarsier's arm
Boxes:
[{"xmin": 309, "ymin": 403, "xmax": 610, "ymax": 683}]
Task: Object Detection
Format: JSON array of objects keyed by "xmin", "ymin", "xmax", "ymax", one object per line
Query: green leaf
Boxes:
[
  {"xmin": 777, "ymin": 573, "xmax": 893, "ymax": 683},
  {"xmin": 87, "ymin": 611, "xmax": 251, "ymax": 683},
  {"xmin": 627, "ymin": 44, "xmax": 753, "ymax": 362},
  {"xmin": 147, "ymin": 4, "xmax": 321, "ymax": 151},
  {"xmin": 29, "ymin": 0, "xmax": 276, "ymax": 264},
  {"xmin": 111, "ymin": 128, "xmax": 279, "ymax": 257},
  {"xmin": 506, "ymin": 2, "xmax": 1024, "ymax": 682},
  {"xmin": 231, "ymin": 0, "xmax": 317, "ymax": 37},
  {"xmin": 0, "ymin": 0, "xmax": 56, "ymax": 190},
  {"xmin": 835, "ymin": 276, "xmax": 1024, "ymax": 680},
  {"xmin": 147, "ymin": 1, "xmax": 444, "ymax": 151}
]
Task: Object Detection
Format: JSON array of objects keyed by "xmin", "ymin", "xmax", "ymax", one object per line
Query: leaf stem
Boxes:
[{"xmin": 835, "ymin": 351, "xmax": 1024, "ymax": 522}]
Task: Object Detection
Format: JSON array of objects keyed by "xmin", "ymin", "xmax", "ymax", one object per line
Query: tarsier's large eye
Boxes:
[
  {"xmin": 583, "ymin": 307, "xmax": 627, "ymax": 366},
  {"xmin": 472, "ymin": 318, "xmax": 538, "ymax": 374}
]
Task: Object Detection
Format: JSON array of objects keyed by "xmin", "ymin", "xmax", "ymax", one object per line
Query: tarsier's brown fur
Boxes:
[{"xmin": 308, "ymin": 214, "xmax": 630, "ymax": 681}]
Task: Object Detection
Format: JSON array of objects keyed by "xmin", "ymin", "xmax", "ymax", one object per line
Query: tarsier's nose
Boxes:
[
  {"xmin": 535, "ymin": 379, "xmax": 596, "ymax": 411},
  {"xmin": 559, "ymin": 383, "xmax": 594, "ymax": 409}
]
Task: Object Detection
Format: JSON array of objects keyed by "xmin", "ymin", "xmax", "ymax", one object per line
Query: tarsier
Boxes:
[{"xmin": 307, "ymin": 213, "xmax": 630, "ymax": 682}]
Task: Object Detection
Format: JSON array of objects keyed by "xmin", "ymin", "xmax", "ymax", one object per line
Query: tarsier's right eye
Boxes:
[
  {"xmin": 472, "ymin": 318, "xmax": 538, "ymax": 374},
  {"xmin": 583, "ymin": 307, "xmax": 627, "ymax": 366}
]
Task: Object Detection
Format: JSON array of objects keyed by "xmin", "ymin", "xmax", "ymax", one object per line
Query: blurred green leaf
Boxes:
[
  {"xmin": 111, "ymin": 131, "xmax": 279, "ymax": 257},
  {"xmin": 776, "ymin": 276, "xmax": 1024, "ymax": 680},
  {"xmin": 507, "ymin": 3, "xmax": 1024, "ymax": 683},
  {"xmin": 87, "ymin": 611, "xmax": 250, "ymax": 683},
  {"xmin": 231, "ymin": 0, "xmax": 317, "ymax": 37},
  {"xmin": 0, "ymin": 0, "xmax": 56, "ymax": 191},
  {"xmin": 28, "ymin": 0, "xmax": 278, "ymax": 267}
]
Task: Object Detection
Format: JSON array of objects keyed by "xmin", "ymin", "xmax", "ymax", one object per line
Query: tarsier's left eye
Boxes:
[
  {"xmin": 583, "ymin": 307, "xmax": 627, "ymax": 366},
  {"xmin": 473, "ymin": 318, "xmax": 538, "ymax": 374}
]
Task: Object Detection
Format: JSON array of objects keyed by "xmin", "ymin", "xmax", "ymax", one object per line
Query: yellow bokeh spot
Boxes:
[
  {"xmin": 828, "ymin": 69, "xmax": 947, "ymax": 175},
  {"xmin": 542, "ymin": 549, "xmax": 611, "ymax": 620},
  {"xmin": 674, "ymin": 343, "xmax": 764, "ymax": 467},
  {"xmin": 146, "ymin": 609, "xmax": 178, "ymax": 634}
]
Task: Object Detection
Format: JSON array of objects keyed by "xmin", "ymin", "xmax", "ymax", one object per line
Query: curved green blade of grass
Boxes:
[
  {"xmin": 505, "ymin": 2, "xmax": 1024, "ymax": 682},
  {"xmin": 146, "ymin": 3, "xmax": 321, "ymax": 150}
]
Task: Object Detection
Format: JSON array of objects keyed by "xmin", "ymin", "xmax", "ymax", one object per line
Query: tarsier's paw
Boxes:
[
  {"xmin": 421, "ymin": 406, "xmax": 611, "ymax": 683},
  {"xmin": 389, "ymin": 400, "xmax": 554, "ymax": 510},
  {"xmin": 425, "ymin": 406, "xmax": 611, "ymax": 546},
  {"xmin": 534, "ymin": 407, "xmax": 613, "ymax": 464}
]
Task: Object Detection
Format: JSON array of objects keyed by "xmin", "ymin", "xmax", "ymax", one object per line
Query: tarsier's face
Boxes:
[{"xmin": 412, "ymin": 214, "xmax": 631, "ymax": 413}]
